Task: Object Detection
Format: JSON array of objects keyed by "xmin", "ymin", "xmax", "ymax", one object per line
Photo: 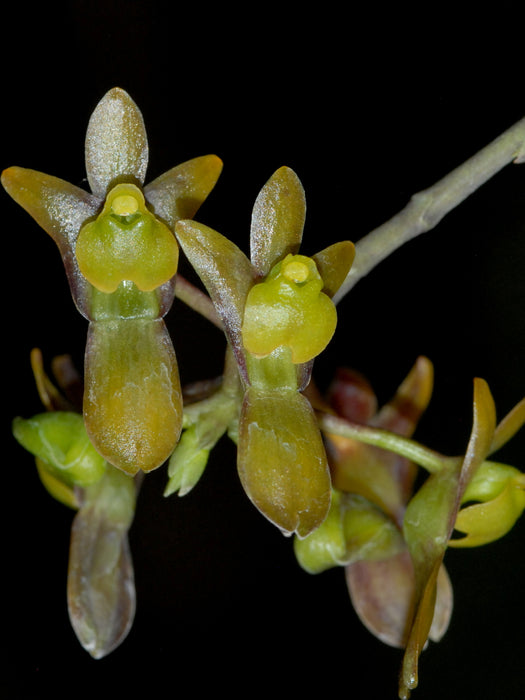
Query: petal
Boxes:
[
  {"xmin": 371, "ymin": 356, "xmax": 434, "ymax": 508},
  {"xmin": 35, "ymin": 457, "xmax": 81, "ymax": 509},
  {"xmin": 326, "ymin": 367, "xmax": 378, "ymax": 424},
  {"xmin": 84, "ymin": 318, "xmax": 182, "ymax": 475},
  {"xmin": 311, "ymin": 240, "xmax": 355, "ymax": 298},
  {"xmin": 1, "ymin": 166, "xmax": 100, "ymax": 315},
  {"xmin": 67, "ymin": 466, "xmax": 136, "ymax": 659},
  {"xmin": 85, "ymin": 87, "xmax": 148, "ymax": 198},
  {"xmin": 327, "ymin": 434, "xmax": 408, "ymax": 522},
  {"xmin": 346, "ymin": 550, "xmax": 415, "ymax": 648},
  {"xmin": 176, "ymin": 220, "xmax": 254, "ymax": 379},
  {"xmin": 1, "ymin": 166, "xmax": 100, "ymax": 249},
  {"xmin": 144, "ymin": 154, "xmax": 223, "ymax": 228},
  {"xmin": 238, "ymin": 388, "xmax": 331, "ymax": 538},
  {"xmin": 450, "ymin": 479, "xmax": 525, "ymax": 547},
  {"xmin": 370, "ymin": 356, "xmax": 434, "ymax": 438},
  {"xmin": 346, "ymin": 550, "xmax": 453, "ymax": 649},
  {"xmin": 250, "ymin": 166, "xmax": 305, "ymax": 277},
  {"xmin": 489, "ymin": 396, "xmax": 525, "ymax": 455},
  {"xmin": 457, "ymin": 378, "xmax": 497, "ymax": 496}
]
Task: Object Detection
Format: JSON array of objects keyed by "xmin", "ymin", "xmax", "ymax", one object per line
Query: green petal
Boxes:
[
  {"xmin": 311, "ymin": 240, "xmax": 356, "ymax": 298},
  {"xmin": 67, "ymin": 466, "xmax": 136, "ymax": 658},
  {"xmin": 1, "ymin": 166, "xmax": 100, "ymax": 315},
  {"xmin": 176, "ymin": 220, "xmax": 254, "ymax": 374},
  {"xmin": 451, "ymin": 477, "xmax": 525, "ymax": 547},
  {"xmin": 489, "ymin": 396, "xmax": 525, "ymax": 455},
  {"xmin": 84, "ymin": 318, "xmax": 182, "ymax": 475},
  {"xmin": 85, "ymin": 87, "xmax": 148, "ymax": 198},
  {"xmin": 457, "ymin": 378, "xmax": 497, "ymax": 495},
  {"xmin": 35, "ymin": 457, "xmax": 81, "ymax": 509},
  {"xmin": 238, "ymin": 387, "xmax": 331, "ymax": 538},
  {"xmin": 144, "ymin": 155, "xmax": 223, "ymax": 228},
  {"xmin": 1, "ymin": 166, "xmax": 100, "ymax": 249},
  {"xmin": 250, "ymin": 166, "xmax": 305, "ymax": 277}
]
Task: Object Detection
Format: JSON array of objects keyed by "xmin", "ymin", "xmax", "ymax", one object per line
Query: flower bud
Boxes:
[
  {"xmin": 294, "ymin": 491, "xmax": 404, "ymax": 574},
  {"xmin": 13, "ymin": 412, "xmax": 107, "ymax": 487}
]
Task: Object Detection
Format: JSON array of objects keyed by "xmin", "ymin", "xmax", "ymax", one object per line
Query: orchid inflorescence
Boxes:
[{"xmin": 4, "ymin": 88, "xmax": 525, "ymax": 697}]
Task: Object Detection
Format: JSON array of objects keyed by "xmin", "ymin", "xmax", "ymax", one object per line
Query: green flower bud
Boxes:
[
  {"xmin": 295, "ymin": 492, "xmax": 405, "ymax": 574},
  {"xmin": 164, "ymin": 426, "xmax": 210, "ymax": 497},
  {"xmin": 76, "ymin": 183, "xmax": 179, "ymax": 293},
  {"xmin": 242, "ymin": 254, "xmax": 337, "ymax": 364},
  {"xmin": 13, "ymin": 412, "xmax": 107, "ymax": 487}
]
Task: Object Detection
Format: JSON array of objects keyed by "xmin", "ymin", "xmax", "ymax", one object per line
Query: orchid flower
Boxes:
[
  {"xmin": 296, "ymin": 360, "xmax": 525, "ymax": 698},
  {"xmin": 295, "ymin": 357, "xmax": 453, "ymax": 648},
  {"xmin": 399, "ymin": 380, "xmax": 525, "ymax": 698},
  {"xmin": 2, "ymin": 88, "xmax": 222, "ymax": 475},
  {"xmin": 174, "ymin": 166, "xmax": 355, "ymax": 537},
  {"xmin": 13, "ymin": 349, "xmax": 137, "ymax": 659}
]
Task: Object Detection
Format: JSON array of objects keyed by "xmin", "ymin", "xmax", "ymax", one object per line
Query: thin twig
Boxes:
[
  {"xmin": 174, "ymin": 274, "xmax": 223, "ymax": 329},
  {"xmin": 334, "ymin": 115, "xmax": 525, "ymax": 304},
  {"xmin": 319, "ymin": 412, "xmax": 453, "ymax": 474}
]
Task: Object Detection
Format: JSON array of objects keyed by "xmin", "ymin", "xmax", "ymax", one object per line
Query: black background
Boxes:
[{"xmin": 2, "ymin": 3, "xmax": 525, "ymax": 698}]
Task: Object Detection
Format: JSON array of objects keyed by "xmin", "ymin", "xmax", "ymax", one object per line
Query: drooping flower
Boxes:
[
  {"xmin": 14, "ymin": 349, "xmax": 137, "ymax": 659},
  {"xmin": 2, "ymin": 88, "xmax": 222, "ymax": 475},
  {"xmin": 296, "ymin": 357, "xmax": 453, "ymax": 648},
  {"xmin": 298, "ymin": 360, "xmax": 525, "ymax": 698},
  {"xmin": 174, "ymin": 166, "xmax": 355, "ymax": 537}
]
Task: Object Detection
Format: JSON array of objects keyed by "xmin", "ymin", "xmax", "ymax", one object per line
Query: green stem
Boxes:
[
  {"xmin": 319, "ymin": 413, "xmax": 453, "ymax": 474},
  {"xmin": 333, "ymin": 115, "xmax": 525, "ymax": 303},
  {"xmin": 174, "ymin": 274, "xmax": 223, "ymax": 329}
]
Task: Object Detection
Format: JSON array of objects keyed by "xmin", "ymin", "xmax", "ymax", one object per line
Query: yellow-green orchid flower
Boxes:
[
  {"xmin": 13, "ymin": 349, "xmax": 138, "ymax": 659},
  {"xmin": 2, "ymin": 87, "xmax": 222, "ymax": 475},
  {"xmin": 295, "ymin": 357, "xmax": 453, "ymax": 648},
  {"xmin": 175, "ymin": 166, "xmax": 355, "ymax": 538},
  {"xmin": 399, "ymin": 381, "xmax": 525, "ymax": 698}
]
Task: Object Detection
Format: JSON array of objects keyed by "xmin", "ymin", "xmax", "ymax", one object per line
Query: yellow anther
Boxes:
[
  {"xmin": 111, "ymin": 194, "xmax": 140, "ymax": 217},
  {"xmin": 283, "ymin": 259, "xmax": 310, "ymax": 284}
]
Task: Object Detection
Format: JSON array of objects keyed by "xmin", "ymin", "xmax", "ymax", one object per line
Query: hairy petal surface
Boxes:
[
  {"xmin": 84, "ymin": 318, "xmax": 182, "ymax": 475},
  {"xmin": 85, "ymin": 87, "xmax": 149, "ymax": 198}
]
